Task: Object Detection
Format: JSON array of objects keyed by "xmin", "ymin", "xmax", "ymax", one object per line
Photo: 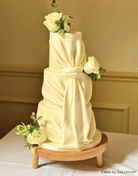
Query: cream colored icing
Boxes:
[{"xmin": 37, "ymin": 32, "xmax": 101, "ymax": 151}]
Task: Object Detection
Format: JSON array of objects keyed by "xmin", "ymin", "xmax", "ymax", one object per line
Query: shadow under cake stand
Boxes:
[{"xmin": 28, "ymin": 133, "xmax": 108, "ymax": 169}]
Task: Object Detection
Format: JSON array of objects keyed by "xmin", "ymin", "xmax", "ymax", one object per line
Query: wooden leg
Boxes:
[
  {"xmin": 32, "ymin": 154, "xmax": 39, "ymax": 169},
  {"xmin": 96, "ymin": 154, "xmax": 103, "ymax": 168}
]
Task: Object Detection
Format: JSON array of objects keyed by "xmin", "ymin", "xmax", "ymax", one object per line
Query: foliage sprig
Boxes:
[
  {"xmin": 87, "ymin": 67, "xmax": 106, "ymax": 81},
  {"xmin": 55, "ymin": 15, "xmax": 70, "ymax": 35},
  {"xmin": 51, "ymin": 0, "xmax": 58, "ymax": 8}
]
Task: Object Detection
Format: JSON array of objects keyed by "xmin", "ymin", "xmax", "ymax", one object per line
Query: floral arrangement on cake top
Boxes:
[
  {"xmin": 43, "ymin": 13, "xmax": 71, "ymax": 35},
  {"xmin": 16, "ymin": 112, "xmax": 47, "ymax": 147},
  {"xmin": 84, "ymin": 56, "xmax": 106, "ymax": 81},
  {"xmin": 43, "ymin": 0, "xmax": 72, "ymax": 35}
]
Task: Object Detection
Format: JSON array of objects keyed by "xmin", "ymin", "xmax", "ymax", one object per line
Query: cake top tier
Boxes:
[{"xmin": 49, "ymin": 31, "xmax": 86, "ymax": 72}]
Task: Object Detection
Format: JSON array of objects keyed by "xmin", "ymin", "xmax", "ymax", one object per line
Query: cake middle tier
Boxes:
[{"xmin": 41, "ymin": 68, "xmax": 93, "ymax": 110}]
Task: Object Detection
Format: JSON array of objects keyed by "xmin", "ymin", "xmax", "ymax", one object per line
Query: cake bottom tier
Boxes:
[{"xmin": 37, "ymin": 100, "xmax": 101, "ymax": 151}]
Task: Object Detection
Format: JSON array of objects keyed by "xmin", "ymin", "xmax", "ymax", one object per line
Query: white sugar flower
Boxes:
[
  {"xmin": 43, "ymin": 12, "xmax": 62, "ymax": 32},
  {"xmin": 27, "ymin": 129, "xmax": 47, "ymax": 145},
  {"xmin": 84, "ymin": 56, "xmax": 100, "ymax": 74}
]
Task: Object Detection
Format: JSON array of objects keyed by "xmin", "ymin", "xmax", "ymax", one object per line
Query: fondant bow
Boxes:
[{"xmin": 62, "ymin": 66, "xmax": 83, "ymax": 79}]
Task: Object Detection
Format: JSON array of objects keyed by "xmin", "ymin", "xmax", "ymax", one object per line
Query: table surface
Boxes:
[{"xmin": 0, "ymin": 127, "xmax": 138, "ymax": 176}]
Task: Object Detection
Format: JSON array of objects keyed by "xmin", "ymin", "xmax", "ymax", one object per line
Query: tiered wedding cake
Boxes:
[{"xmin": 37, "ymin": 31, "xmax": 102, "ymax": 151}]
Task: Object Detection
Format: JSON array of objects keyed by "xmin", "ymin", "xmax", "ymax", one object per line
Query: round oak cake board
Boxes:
[{"xmin": 27, "ymin": 133, "xmax": 108, "ymax": 169}]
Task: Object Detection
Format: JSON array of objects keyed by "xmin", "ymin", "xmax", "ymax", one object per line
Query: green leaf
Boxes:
[
  {"xmin": 88, "ymin": 73, "xmax": 93, "ymax": 77},
  {"xmin": 62, "ymin": 15, "xmax": 69, "ymax": 25},
  {"xmin": 33, "ymin": 119, "xmax": 37, "ymax": 126},
  {"xmin": 27, "ymin": 124, "xmax": 31, "ymax": 130},
  {"xmin": 32, "ymin": 144, "xmax": 39, "ymax": 147},
  {"xmin": 21, "ymin": 122, "xmax": 26, "ymax": 128},
  {"xmin": 93, "ymin": 74, "xmax": 97, "ymax": 81},
  {"xmin": 89, "ymin": 73, "xmax": 94, "ymax": 79},
  {"xmin": 51, "ymin": 3, "xmax": 55, "ymax": 7},
  {"xmin": 97, "ymin": 74, "xmax": 101, "ymax": 79},
  {"xmin": 51, "ymin": 0, "xmax": 56, "ymax": 7},
  {"xmin": 19, "ymin": 123, "xmax": 29, "ymax": 135},
  {"xmin": 32, "ymin": 112, "xmax": 35, "ymax": 116},
  {"xmin": 16, "ymin": 130, "xmax": 27, "ymax": 135},
  {"xmin": 35, "ymin": 124, "xmax": 39, "ymax": 132},
  {"xmin": 68, "ymin": 23, "xmax": 72, "ymax": 27},
  {"xmin": 51, "ymin": 3, "xmax": 58, "ymax": 8},
  {"xmin": 92, "ymin": 74, "xmax": 95, "ymax": 81},
  {"xmin": 55, "ymin": 20, "xmax": 62, "ymax": 27},
  {"xmin": 64, "ymin": 24, "xmax": 69, "ymax": 32},
  {"xmin": 51, "ymin": 0, "xmax": 58, "ymax": 8},
  {"xmin": 30, "ymin": 127, "xmax": 35, "ymax": 134},
  {"xmin": 16, "ymin": 131, "xmax": 22, "ymax": 135},
  {"xmin": 91, "ymin": 75, "xmax": 94, "ymax": 80},
  {"xmin": 52, "ymin": 0, "xmax": 56, "ymax": 3},
  {"xmin": 58, "ymin": 29, "xmax": 65, "ymax": 35},
  {"xmin": 30, "ymin": 115, "xmax": 35, "ymax": 120},
  {"xmin": 99, "ymin": 67, "xmax": 106, "ymax": 73},
  {"xmin": 17, "ymin": 125, "xmax": 24, "ymax": 131},
  {"xmin": 68, "ymin": 16, "xmax": 74, "ymax": 19},
  {"xmin": 38, "ymin": 116, "xmax": 43, "ymax": 120}
]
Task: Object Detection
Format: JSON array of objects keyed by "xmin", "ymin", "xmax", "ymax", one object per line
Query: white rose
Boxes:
[
  {"xmin": 84, "ymin": 56, "xmax": 100, "ymax": 74},
  {"xmin": 43, "ymin": 12, "xmax": 62, "ymax": 32},
  {"xmin": 27, "ymin": 129, "xmax": 47, "ymax": 145}
]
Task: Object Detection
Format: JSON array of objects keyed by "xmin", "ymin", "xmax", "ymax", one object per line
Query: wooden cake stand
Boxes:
[{"xmin": 28, "ymin": 133, "xmax": 108, "ymax": 169}]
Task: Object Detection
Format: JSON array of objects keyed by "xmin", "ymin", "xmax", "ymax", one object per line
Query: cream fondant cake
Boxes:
[{"xmin": 37, "ymin": 31, "xmax": 102, "ymax": 151}]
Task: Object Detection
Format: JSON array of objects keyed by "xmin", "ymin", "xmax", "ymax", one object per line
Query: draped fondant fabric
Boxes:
[{"xmin": 37, "ymin": 32, "xmax": 101, "ymax": 151}]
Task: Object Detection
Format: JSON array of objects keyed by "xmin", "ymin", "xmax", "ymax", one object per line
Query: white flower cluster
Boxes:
[
  {"xmin": 84, "ymin": 56, "xmax": 100, "ymax": 78},
  {"xmin": 16, "ymin": 112, "xmax": 47, "ymax": 147},
  {"xmin": 43, "ymin": 12, "xmax": 62, "ymax": 32},
  {"xmin": 27, "ymin": 129, "xmax": 47, "ymax": 145}
]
